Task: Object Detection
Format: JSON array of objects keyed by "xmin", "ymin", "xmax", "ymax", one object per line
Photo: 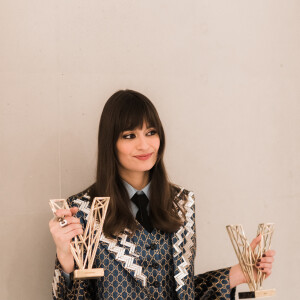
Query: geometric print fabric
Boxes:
[
  {"xmin": 126, "ymin": 226, "xmax": 177, "ymax": 299},
  {"xmin": 51, "ymin": 186, "xmax": 235, "ymax": 299},
  {"xmin": 94, "ymin": 226, "xmax": 177, "ymax": 300}
]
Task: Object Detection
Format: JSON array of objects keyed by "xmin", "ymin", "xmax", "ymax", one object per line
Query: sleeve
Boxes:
[
  {"xmin": 194, "ymin": 268, "xmax": 236, "ymax": 300},
  {"xmin": 51, "ymin": 191, "xmax": 96, "ymax": 300},
  {"xmin": 52, "ymin": 255, "xmax": 94, "ymax": 300},
  {"xmin": 188, "ymin": 190, "xmax": 236, "ymax": 299}
]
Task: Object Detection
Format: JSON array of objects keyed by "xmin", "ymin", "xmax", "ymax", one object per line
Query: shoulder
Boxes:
[
  {"xmin": 66, "ymin": 186, "xmax": 93, "ymax": 208},
  {"xmin": 170, "ymin": 183, "xmax": 194, "ymax": 200},
  {"xmin": 67, "ymin": 187, "xmax": 91, "ymax": 201},
  {"xmin": 171, "ymin": 184, "xmax": 196, "ymax": 234},
  {"xmin": 170, "ymin": 183, "xmax": 195, "ymax": 210},
  {"xmin": 66, "ymin": 186, "xmax": 94, "ymax": 221}
]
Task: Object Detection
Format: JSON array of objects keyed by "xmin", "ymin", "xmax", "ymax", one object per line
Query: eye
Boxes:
[
  {"xmin": 122, "ymin": 133, "xmax": 136, "ymax": 139},
  {"xmin": 146, "ymin": 129, "xmax": 157, "ymax": 136}
]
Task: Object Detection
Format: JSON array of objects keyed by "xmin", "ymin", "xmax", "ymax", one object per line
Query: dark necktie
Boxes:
[{"xmin": 131, "ymin": 192, "xmax": 153, "ymax": 233}]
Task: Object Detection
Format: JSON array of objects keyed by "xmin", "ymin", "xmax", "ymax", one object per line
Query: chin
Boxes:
[{"xmin": 135, "ymin": 163, "xmax": 155, "ymax": 173}]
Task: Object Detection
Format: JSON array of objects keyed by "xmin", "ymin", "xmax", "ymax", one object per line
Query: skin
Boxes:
[
  {"xmin": 115, "ymin": 122, "xmax": 160, "ymax": 190},
  {"xmin": 49, "ymin": 121, "xmax": 275, "ymax": 287},
  {"xmin": 49, "ymin": 207, "xmax": 83, "ymax": 273}
]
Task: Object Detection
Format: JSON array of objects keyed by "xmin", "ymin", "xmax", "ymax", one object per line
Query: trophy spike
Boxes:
[
  {"xmin": 50, "ymin": 197, "xmax": 110, "ymax": 280},
  {"xmin": 226, "ymin": 223, "xmax": 275, "ymax": 298}
]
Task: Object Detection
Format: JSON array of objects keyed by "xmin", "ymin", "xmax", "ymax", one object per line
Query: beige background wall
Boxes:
[{"xmin": 1, "ymin": 1, "xmax": 299, "ymax": 299}]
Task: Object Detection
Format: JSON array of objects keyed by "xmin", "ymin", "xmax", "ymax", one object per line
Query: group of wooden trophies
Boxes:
[{"xmin": 50, "ymin": 197, "xmax": 275, "ymax": 299}]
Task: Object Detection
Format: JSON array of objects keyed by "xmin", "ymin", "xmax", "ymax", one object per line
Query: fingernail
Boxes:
[
  {"xmin": 262, "ymin": 254, "xmax": 266, "ymax": 257},
  {"xmin": 257, "ymin": 259, "xmax": 261, "ymax": 262},
  {"xmin": 256, "ymin": 263, "xmax": 260, "ymax": 267}
]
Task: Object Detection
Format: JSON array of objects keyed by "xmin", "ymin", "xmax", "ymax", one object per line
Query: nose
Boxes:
[{"xmin": 136, "ymin": 135, "xmax": 149, "ymax": 150}]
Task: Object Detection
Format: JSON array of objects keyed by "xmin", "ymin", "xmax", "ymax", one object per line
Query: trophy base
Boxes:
[
  {"xmin": 73, "ymin": 268, "xmax": 104, "ymax": 280},
  {"xmin": 239, "ymin": 289, "xmax": 276, "ymax": 299}
]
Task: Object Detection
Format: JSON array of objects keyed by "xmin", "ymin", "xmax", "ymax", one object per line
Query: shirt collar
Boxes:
[{"xmin": 122, "ymin": 180, "xmax": 151, "ymax": 199}]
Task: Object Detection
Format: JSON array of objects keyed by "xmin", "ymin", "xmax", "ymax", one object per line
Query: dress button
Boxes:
[
  {"xmin": 153, "ymin": 281, "xmax": 160, "ymax": 288},
  {"xmin": 147, "ymin": 243, "xmax": 157, "ymax": 250},
  {"xmin": 151, "ymin": 262, "xmax": 159, "ymax": 269}
]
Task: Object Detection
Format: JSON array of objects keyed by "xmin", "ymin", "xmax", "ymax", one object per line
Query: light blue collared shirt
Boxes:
[{"xmin": 122, "ymin": 180, "xmax": 151, "ymax": 216}]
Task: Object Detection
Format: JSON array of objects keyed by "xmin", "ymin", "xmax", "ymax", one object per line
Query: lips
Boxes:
[{"xmin": 134, "ymin": 153, "xmax": 152, "ymax": 160}]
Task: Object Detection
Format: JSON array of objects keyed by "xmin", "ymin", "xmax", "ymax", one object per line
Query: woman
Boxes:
[{"xmin": 49, "ymin": 90, "xmax": 275, "ymax": 299}]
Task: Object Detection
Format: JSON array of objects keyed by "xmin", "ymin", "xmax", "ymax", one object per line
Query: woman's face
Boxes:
[{"xmin": 116, "ymin": 122, "xmax": 160, "ymax": 179}]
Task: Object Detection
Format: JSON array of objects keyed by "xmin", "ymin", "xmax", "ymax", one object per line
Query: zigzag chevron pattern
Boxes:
[
  {"xmin": 174, "ymin": 257, "xmax": 189, "ymax": 291},
  {"xmin": 100, "ymin": 234, "xmax": 147, "ymax": 287},
  {"xmin": 173, "ymin": 189, "xmax": 195, "ymax": 291},
  {"xmin": 174, "ymin": 227, "xmax": 184, "ymax": 258},
  {"xmin": 183, "ymin": 192, "xmax": 195, "ymax": 263},
  {"xmin": 120, "ymin": 234, "xmax": 139, "ymax": 258},
  {"xmin": 173, "ymin": 187, "xmax": 185, "ymax": 258},
  {"xmin": 74, "ymin": 198, "xmax": 91, "ymax": 220},
  {"xmin": 176, "ymin": 188, "xmax": 185, "ymax": 219},
  {"xmin": 52, "ymin": 269, "xmax": 61, "ymax": 298}
]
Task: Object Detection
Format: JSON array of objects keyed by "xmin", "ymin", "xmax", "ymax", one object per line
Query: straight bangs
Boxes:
[{"xmin": 113, "ymin": 91, "xmax": 164, "ymax": 144}]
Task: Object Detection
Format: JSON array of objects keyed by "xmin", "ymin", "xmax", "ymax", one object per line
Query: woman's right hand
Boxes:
[{"xmin": 49, "ymin": 207, "xmax": 83, "ymax": 273}]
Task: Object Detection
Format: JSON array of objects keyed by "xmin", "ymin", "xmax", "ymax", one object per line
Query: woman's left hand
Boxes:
[
  {"xmin": 250, "ymin": 234, "xmax": 276, "ymax": 278},
  {"xmin": 229, "ymin": 235, "xmax": 276, "ymax": 288}
]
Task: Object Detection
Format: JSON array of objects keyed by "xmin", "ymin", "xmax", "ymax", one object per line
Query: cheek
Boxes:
[
  {"xmin": 116, "ymin": 141, "xmax": 128, "ymax": 162},
  {"xmin": 116, "ymin": 141, "xmax": 136, "ymax": 168},
  {"xmin": 151, "ymin": 138, "xmax": 160, "ymax": 161},
  {"xmin": 116, "ymin": 148, "xmax": 131, "ymax": 170},
  {"xmin": 154, "ymin": 138, "xmax": 160, "ymax": 152}
]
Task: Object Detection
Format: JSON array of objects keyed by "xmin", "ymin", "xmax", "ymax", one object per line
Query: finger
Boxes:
[
  {"xmin": 263, "ymin": 249, "xmax": 276, "ymax": 257},
  {"xmin": 256, "ymin": 262, "xmax": 272, "ymax": 270},
  {"xmin": 250, "ymin": 234, "xmax": 262, "ymax": 251},
  {"xmin": 65, "ymin": 228, "xmax": 84, "ymax": 240},
  {"xmin": 50, "ymin": 219, "xmax": 82, "ymax": 234},
  {"xmin": 52, "ymin": 224, "xmax": 83, "ymax": 238},
  {"xmin": 259, "ymin": 256, "xmax": 274, "ymax": 263},
  {"xmin": 70, "ymin": 207, "xmax": 79, "ymax": 215},
  {"xmin": 64, "ymin": 216, "xmax": 81, "ymax": 225},
  {"xmin": 61, "ymin": 223, "xmax": 83, "ymax": 234},
  {"xmin": 49, "ymin": 216, "xmax": 69, "ymax": 230},
  {"xmin": 260, "ymin": 267, "xmax": 272, "ymax": 276},
  {"xmin": 55, "ymin": 209, "xmax": 73, "ymax": 218}
]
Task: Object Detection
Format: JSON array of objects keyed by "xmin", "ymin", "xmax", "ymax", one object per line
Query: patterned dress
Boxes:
[{"xmin": 52, "ymin": 186, "xmax": 236, "ymax": 299}]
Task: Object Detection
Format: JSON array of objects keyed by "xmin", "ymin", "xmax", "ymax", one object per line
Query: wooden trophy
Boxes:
[
  {"xmin": 49, "ymin": 197, "xmax": 110, "ymax": 280},
  {"xmin": 226, "ymin": 223, "xmax": 275, "ymax": 299}
]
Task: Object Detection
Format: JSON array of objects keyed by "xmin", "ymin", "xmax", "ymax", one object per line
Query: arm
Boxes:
[
  {"xmin": 49, "ymin": 197, "xmax": 93, "ymax": 299},
  {"xmin": 186, "ymin": 190, "xmax": 235, "ymax": 299},
  {"xmin": 195, "ymin": 268, "xmax": 236, "ymax": 300},
  {"xmin": 52, "ymin": 256, "xmax": 88, "ymax": 300}
]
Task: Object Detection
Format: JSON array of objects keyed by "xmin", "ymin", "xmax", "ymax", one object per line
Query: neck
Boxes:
[{"xmin": 119, "ymin": 170, "xmax": 149, "ymax": 190}]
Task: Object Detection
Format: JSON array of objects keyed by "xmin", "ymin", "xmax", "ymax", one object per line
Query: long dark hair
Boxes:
[{"xmin": 90, "ymin": 89, "xmax": 184, "ymax": 237}]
